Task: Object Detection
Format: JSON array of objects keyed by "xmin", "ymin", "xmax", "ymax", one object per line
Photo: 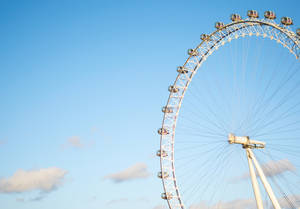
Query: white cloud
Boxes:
[
  {"xmin": 104, "ymin": 163, "xmax": 150, "ymax": 183},
  {"xmin": 106, "ymin": 198, "xmax": 128, "ymax": 205},
  {"xmin": 187, "ymin": 194, "xmax": 300, "ymax": 209},
  {"xmin": 62, "ymin": 136, "xmax": 95, "ymax": 149},
  {"xmin": 261, "ymin": 159, "xmax": 296, "ymax": 176},
  {"xmin": 278, "ymin": 194, "xmax": 300, "ymax": 209},
  {"xmin": 137, "ymin": 197, "xmax": 150, "ymax": 203},
  {"xmin": 16, "ymin": 198, "xmax": 25, "ymax": 202},
  {"xmin": 106, "ymin": 197, "xmax": 151, "ymax": 206},
  {"xmin": 66, "ymin": 136, "xmax": 84, "ymax": 148},
  {"xmin": 188, "ymin": 195, "xmax": 300, "ymax": 209},
  {"xmin": 91, "ymin": 126, "xmax": 98, "ymax": 133},
  {"xmin": 190, "ymin": 198, "xmax": 255, "ymax": 209},
  {"xmin": 0, "ymin": 167, "xmax": 67, "ymax": 193},
  {"xmin": 233, "ymin": 159, "xmax": 295, "ymax": 182},
  {"xmin": 153, "ymin": 204, "xmax": 168, "ymax": 209},
  {"xmin": 30, "ymin": 195, "xmax": 46, "ymax": 202}
]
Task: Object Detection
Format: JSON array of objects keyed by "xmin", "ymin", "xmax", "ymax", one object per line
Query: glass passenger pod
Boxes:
[
  {"xmin": 158, "ymin": 128, "xmax": 169, "ymax": 135},
  {"xmin": 215, "ymin": 22, "xmax": 225, "ymax": 29},
  {"xmin": 158, "ymin": 171, "xmax": 169, "ymax": 179},
  {"xmin": 231, "ymin": 14, "xmax": 242, "ymax": 22},
  {"xmin": 168, "ymin": 85, "xmax": 179, "ymax": 93},
  {"xmin": 177, "ymin": 66, "xmax": 188, "ymax": 74},
  {"xmin": 162, "ymin": 106, "xmax": 173, "ymax": 113},
  {"xmin": 200, "ymin": 34, "xmax": 210, "ymax": 41},
  {"xmin": 187, "ymin": 48, "xmax": 199, "ymax": 56},
  {"xmin": 156, "ymin": 149, "xmax": 168, "ymax": 157},
  {"xmin": 161, "ymin": 192, "xmax": 173, "ymax": 200},
  {"xmin": 297, "ymin": 28, "xmax": 300, "ymax": 36},
  {"xmin": 247, "ymin": 10, "xmax": 259, "ymax": 18},
  {"xmin": 281, "ymin": 17, "xmax": 293, "ymax": 26},
  {"xmin": 264, "ymin": 11, "xmax": 276, "ymax": 19}
]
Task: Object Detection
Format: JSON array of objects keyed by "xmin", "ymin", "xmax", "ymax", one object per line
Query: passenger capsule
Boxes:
[
  {"xmin": 162, "ymin": 106, "xmax": 173, "ymax": 113},
  {"xmin": 247, "ymin": 10, "xmax": 259, "ymax": 18},
  {"xmin": 264, "ymin": 11, "xmax": 276, "ymax": 19},
  {"xmin": 158, "ymin": 171, "xmax": 169, "ymax": 179},
  {"xmin": 215, "ymin": 22, "xmax": 225, "ymax": 29},
  {"xmin": 297, "ymin": 28, "xmax": 300, "ymax": 36},
  {"xmin": 158, "ymin": 128, "xmax": 169, "ymax": 135},
  {"xmin": 187, "ymin": 49, "xmax": 199, "ymax": 56},
  {"xmin": 200, "ymin": 34, "xmax": 210, "ymax": 41},
  {"xmin": 161, "ymin": 192, "xmax": 173, "ymax": 200},
  {"xmin": 177, "ymin": 66, "xmax": 188, "ymax": 74},
  {"xmin": 156, "ymin": 149, "xmax": 168, "ymax": 157},
  {"xmin": 281, "ymin": 17, "xmax": 293, "ymax": 26},
  {"xmin": 168, "ymin": 85, "xmax": 179, "ymax": 93},
  {"xmin": 231, "ymin": 14, "xmax": 242, "ymax": 22}
]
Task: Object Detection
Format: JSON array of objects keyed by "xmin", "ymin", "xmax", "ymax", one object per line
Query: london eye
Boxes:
[{"xmin": 157, "ymin": 10, "xmax": 300, "ymax": 209}]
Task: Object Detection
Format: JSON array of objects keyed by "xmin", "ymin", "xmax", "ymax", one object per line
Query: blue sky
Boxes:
[{"xmin": 0, "ymin": 0, "xmax": 300, "ymax": 209}]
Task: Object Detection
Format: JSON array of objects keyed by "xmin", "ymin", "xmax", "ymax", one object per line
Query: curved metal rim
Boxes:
[{"xmin": 159, "ymin": 18, "xmax": 300, "ymax": 209}]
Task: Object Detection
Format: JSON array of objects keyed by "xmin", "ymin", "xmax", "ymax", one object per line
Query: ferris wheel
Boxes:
[{"xmin": 157, "ymin": 10, "xmax": 300, "ymax": 209}]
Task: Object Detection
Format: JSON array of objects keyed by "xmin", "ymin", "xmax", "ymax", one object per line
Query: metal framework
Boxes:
[
  {"xmin": 158, "ymin": 11, "xmax": 300, "ymax": 209},
  {"xmin": 229, "ymin": 134, "xmax": 281, "ymax": 209}
]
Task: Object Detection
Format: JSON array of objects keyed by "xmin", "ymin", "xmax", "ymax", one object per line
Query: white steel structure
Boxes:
[
  {"xmin": 228, "ymin": 134, "xmax": 280, "ymax": 209},
  {"xmin": 157, "ymin": 10, "xmax": 300, "ymax": 209}
]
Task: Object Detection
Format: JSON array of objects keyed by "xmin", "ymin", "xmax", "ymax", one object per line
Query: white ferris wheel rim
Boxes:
[{"xmin": 158, "ymin": 15, "xmax": 300, "ymax": 209}]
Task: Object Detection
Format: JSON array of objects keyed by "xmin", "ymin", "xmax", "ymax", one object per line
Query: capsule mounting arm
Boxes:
[{"xmin": 228, "ymin": 133, "xmax": 265, "ymax": 149}]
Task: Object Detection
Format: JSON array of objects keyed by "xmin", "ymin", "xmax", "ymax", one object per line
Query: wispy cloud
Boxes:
[
  {"xmin": 30, "ymin": 195, "xmax": 46, "ymax": 202},
  {"xmin": 261, "ymin": 159, "xmax": 296, "ymax": 176},
  {"xmin": 104, "ymin": 162, "xmax": 150, "ymax": 183},
  {"xmin": 190, "ymin": 198, "xmax": 255, "ymax": 209},
  {"xmin": 153, "ymin": 204, "xmax": 168, "ymax": 209},
  {"xmin": 0, "ymin": 167, "xmax": 67, "ymax": 193},
  {"xmin": 0, "ymin": 140, "xmax": 6, "ymax": 146},
  {"xmin": 233, "ymin": 159, "xmax": 295, "ymax": 182},
  {"xmin": 16, "ymin": 198, "xmax": 25, "ymax": 202},
  {"xmin": 65, "ymin": 136, "xmax": 84, "ymax": 148},
  {"xmin": 137, "ymin": 197, "xmax": 150, "ymax": 203},
  {"xmin": 15, "ymin": 195, "xmax": 53, "ymax": 202},
  {"xmin": 106, "ymin": 197, "xmax": 151, "ymax": 207},
  {"xmin": 277, "ymin": 194, "xmax": 300, "ymax": 209},
  {"xmin": 91, "ymin": 126, "xmax": 98, "ymax": 133},
  {"xmin": 61, "ymin": 136, "xmax": 95, "ymax": 150},
  {"xmin": 106, "ymin": 198, "xmax": 128, "ymax": 206}
]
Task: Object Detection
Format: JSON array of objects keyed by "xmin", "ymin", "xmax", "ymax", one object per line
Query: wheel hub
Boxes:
[{"xmin": 228, "ymin": 133, "xmax": 265, "ymax": 149}]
